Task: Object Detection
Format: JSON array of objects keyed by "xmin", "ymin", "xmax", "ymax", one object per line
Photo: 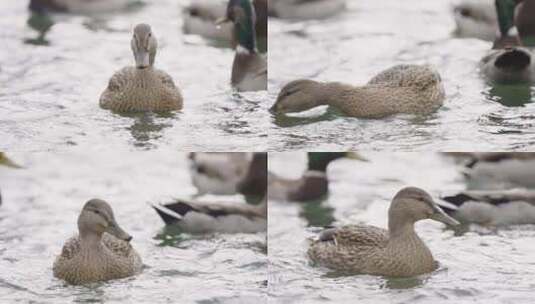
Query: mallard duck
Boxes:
[
  {"xmin": 0, "ymin": 153, "xmax": 23, "ymax": 206},
  {"xmin": 53, "ymin": 199, "xmax": 142, "ymax": 285},
  {"xmin": 480, "ymin": 47, "xmax": 535, "ymax": 84},
  {"xmin": 495, "ymin": 0, "xmax": 535, "ymax": 47},
  {"xmin": 308, "ymin": 187, "xmax": 459, "ymax": 277},
  {"xmin": 218, "ymin": 0, "xmax": 267, "ymax": 91},
  {"xmin": 99, "ymin": 23, "xmax": 183, "ymax": 112},
  {"xmin": 448, "ymin": 152, "xmax": 535, "ymax": 189},
  {"xmin": 183, "ymin": 0, "xmax": 267, "ymax": 45},
  {"xmin": 268, "ymin": 152, "xmax": 366, "ymax": 202},
  {"xmin": 29, "ymin": 0, "xmax": 131, "ymax": 14},
  {"xmin": 453, "ymin": 0, "xmax": 498, "ymax": 41},
  {"xmin": 189, "ymin": 152, "xmax": 266, "ymax": 197},
  {"xmin": 270, "ymin": 64, "xmax": 445, "ymax": 118},
  {"xmin": 441, "ymin": 189, "xmax": 535, "ymax": 225},
  {"xmin": 151, "ymin": 197, "xmax": 267, "ymax": 233},
  {"xmin": 269, "ymin": 0, "xmax": 346, "ymax": 20}
]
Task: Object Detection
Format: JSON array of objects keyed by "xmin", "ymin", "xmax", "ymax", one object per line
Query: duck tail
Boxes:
[{"xmin": 150, "ymin": 202, "xmax": 186, "ymax": 225}]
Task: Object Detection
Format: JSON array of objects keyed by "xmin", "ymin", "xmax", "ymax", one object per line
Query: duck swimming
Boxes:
[
  {"xmin": 152, "ymin": 197, "xmax": 267, "ymax": 234},
  {"xmin": 308, "ymin": 187, "xmax": 459, "ymax": 277},
  {"xmin": 441, "ymin": 189, "xmax": 535, "ymax": 226},
  {"xmin": 29, "ymin": 0, "xmax": 131, "ymax": 14},
  {"xmin": 218, "ymin": 0, "xmax": 267, "ymax": 91},
  {"xmin": 269, "ymin": 152, "xmax": 366, "ymax": 202},
  {"xmin": 99, "ymin": 23, "xmax": 183, "ymax": 112},
  {"xmin": 271, "ymin": 64, "xmax": 445, "ymax": 118},
  {"xmin": 53, "ymin": 199, "xmax": 142, "ymax": 285},
  {"xmin": 183, "ymin": 0, "xmax": 267, "ymax": 46},
  {"xmin": 269, "ymin": 0, "xmax": 346, "ymax": 20}
]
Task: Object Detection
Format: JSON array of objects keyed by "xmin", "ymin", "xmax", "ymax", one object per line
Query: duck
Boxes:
[
  {"xmin": 268, "ymin": 152, "xmax": 366, "ymax": 202},
  {"xmin": 151, "ymin": 196, "xmax": 267, "ymax": 233},
  {"xmin": 494, "ymin": 0, "xmax": 535, "ymax": 47},
  {"xmin": 99, "ymin": 23, "xmax": 183, "ymax": 112},
  {"xmin": 452, "ymin": 0, "xmax": 498, "ymax": 41},
  {"xmin": 446, "ymin": 152, "xmax": 535, "ymax": 189},
  {"xmin": 190, "ymin": 152, "xmax": 266, "ymax": 197},
  {"xmin": 218, "ymin": 0, "xmax": 267, "ymax": 91},
  {"xmin": 269, "ymin": 0, "xmax": 346, "ymax": 20},
  {"xmin": 308, "ymin": 187, "xmax": 459, "ymax": 277},
  {"xmin": 53, "ymin": 199, "xmax": 142, "ymax": 285},
  {"xmin": 0, "ymin": 153, "xmax": 23, "ymax": 206},
  {"xmin": 441, "ymin": 189, "xmax": 535, "ymax": 226},
  {"xmin": 480, "ymin": 46, "xmax": 535, "ymax": 84},
  {"xmin": 29, "ymin": 0, "xmax": 131, "ymax": 14},
  {"xmin": 182, "ymin": 0, "xmax": 267, "ymax": 46},
  {"xmin": 270, "ymin": 64, "xmax": 445, "ymax": 118}
]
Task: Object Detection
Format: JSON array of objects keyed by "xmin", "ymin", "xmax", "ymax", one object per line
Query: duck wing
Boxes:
[{"xmin": 317, "ymin": 225, "xmax": 388, "ymax": 248}]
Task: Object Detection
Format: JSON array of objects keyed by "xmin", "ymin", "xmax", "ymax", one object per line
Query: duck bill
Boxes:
[
  {"xmin": 106, "ymin": 220, "xmax": 132, "ymax": 242},
  {"xmin": 430, "ymin": 207, "xmax": 460, "ymax": 226},
  {"xmin": 1, "ymin": 156, "xmax": 23, "ymax": 169},
  {"xmin": 135, "ymin": 50, "xmax": 150, "ymax": 69},
  {"xmin": 215, "ymin": 16, "xmax": 230, "ymax": 26},
  {"xmin": 345, "ymin": 152, "xmax": 368, "ymax": 162}
]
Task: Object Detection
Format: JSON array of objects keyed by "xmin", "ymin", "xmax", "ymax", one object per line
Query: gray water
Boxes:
[
  {"xmin": 268, "ymin": 0, "xmax": 535, "ymax": 151},
  {"xmin": 0, "ymin": 0, "xmax": 269, "ymax": 152},
  {"xmin": 0, "ymin": 151, "xmax": 266, "ymax": 303},
  {"xmin": 268, "ymin": 153, "xmax": 535, "ymax": 304}
]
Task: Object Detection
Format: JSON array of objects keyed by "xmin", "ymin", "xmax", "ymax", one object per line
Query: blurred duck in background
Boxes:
[
  {"xmin": 453, "ymin": 0, "xmax": 498, "ymax": 41},
  {"xmin": 29, "ymin": 0, "xmax": 133, "ymax": 14},
  {"xmin": 0, "ymin": 153, "xmax": 23, "ymax": 207},
  {"xmin": 441, "ymin": 189, "xmax": 535, "ymax": 226},
  {"xmin": 269, "ymin": 0, "xmax": 346, "ymax": 20},
  {"xmin": 183, "ymin": 0, "xmax": 267, "ymax": 48},
  {"xmin": 268, "ymin": 152, "xmax": 366, "ymax": 202}
]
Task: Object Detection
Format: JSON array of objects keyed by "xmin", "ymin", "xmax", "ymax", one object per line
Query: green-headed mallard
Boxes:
[
  {"xmin": 99, "ymin": 23, "xmax": 183, "ymax": 112},
  {"xmin": 268, "ymin": 152, "xmax": 366, "ymax": 202},
  {"xmin": 271, "ymin": 64, "xmax": 445, "ymax": 118},
  {"xmin": 218, "ymin": 0, "xmax": 267, "ymax": 91},
  {"xmin": 29, "ymin": 0, "xmax": 131, "ymax": 14},
  {"xmin": 53, "ymin": 199, "xmax": 142, "ymax": 285},
  {"xmin": 183, "ymin": 0, "xmax": 267, "ymax": 45},
  {"xmin": 308, "ymin": 187, "xmax": 459, "ymax": 277},
  {"xmin": 441, "ymin": 189, "xmax": 535, "ymax": 226},
  {"xmin": 269, "ymin": 0, "xmax": 346, "ymax": 20},
  {"xmin": 152, "ymin": 196, "xmax": 267, "ymax": 233}
]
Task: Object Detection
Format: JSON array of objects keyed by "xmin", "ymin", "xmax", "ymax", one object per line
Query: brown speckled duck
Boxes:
[
  {"xmin": 308, "ymin": 187, "xmax": 459, "ymax": 277},
  {"xmin": 100, "ymin": 23, "xmax": 183, "ymax": 112},
  {"xmin": 271, "ymin": 64, "xmax": 445, "ymax": 118},
  {"xmin": 53, "ymin": 199, "xmax": 142, "ymax": 285}
]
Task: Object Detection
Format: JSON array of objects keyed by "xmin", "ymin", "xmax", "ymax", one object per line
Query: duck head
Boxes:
[
  {"xmin": 131, "ymin": 23, "xmax": 157, "ymax": 69},
  {"xmin": 388, "ymin": 187, "xmax": 459, "ymax": 232},
  {"xmin": 218, "ymin": 0, "xmax": 257, "ymax": 53},
  {"xmin": 78, "ymin": 199, "xmax": 132, "ymax": 242},
  {"xmin": 270, "ymin": 79, "xmax": 324, "ymax": 114}
]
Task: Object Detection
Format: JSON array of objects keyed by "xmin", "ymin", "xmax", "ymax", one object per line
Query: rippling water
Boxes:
[
  {"xmin": 268, "ymin": 153, "xmax": 535, "ymax": 304},
  {"xmin": 0, "ymin": 0, "xmax": 269, "ymax": 152},
  {"xmin": 0, "ymin": 151, "xmax": 266, "ymax": 303},
  {"xmin": 268, "ymin": 0, "xmax": 535, "ymax": 151}
]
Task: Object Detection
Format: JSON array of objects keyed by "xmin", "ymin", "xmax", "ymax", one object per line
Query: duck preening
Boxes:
[
  {"xmin": 218, "ymin": 0, "xmax": 267, "ymax": 91},
  {"xmin": 269, "ymin": 0, "xmax": 346, "ymax": 20},
  {"xmin": 268, "ymin": 152, "xmax": 366, "ymax": 202},
  {"xmin": 189, "ymin": 152, "xmax": 267, "ymax": 197},
  {"xmin": 308, "ymin": 187, "xmax": 459, "ymax": 277},
  {"xmin": 53, "ymin": 199, "xmax": 142, "ymax": 285},
  {"xmin": 151, "ymin": 197, "xmax": 267, "ymax": 234},
  {"xmin": 99, "ymin": 23, "xmax": 183, "ymax": 112},
  {"xmin": 271, "ymin": 64, "xmax": 445, "ymax": 118},
  {"xmin": 441, "ymin": 189, "xmax": 535, "ymax": 226}
]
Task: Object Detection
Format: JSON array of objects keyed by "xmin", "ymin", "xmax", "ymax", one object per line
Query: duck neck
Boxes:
[
  {"xmin": 79, "ymin": 231, "xmax": 104, "ymax": 252},
  {"xmin": 387, "ymin": 218, "xmax": 433, "ymax": 261},
  {"xmin": 234, "ymin": 2, "xmax": 257, "ymax": 54}
]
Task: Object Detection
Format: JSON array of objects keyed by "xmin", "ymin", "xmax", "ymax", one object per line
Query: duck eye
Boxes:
[
  {"xmin": 148, "ymin": 33, "xmax": 152, "ymax": 37},
  {"xmin": 93, "ymin": 209, "xmax": 100, "ymax": 215}
]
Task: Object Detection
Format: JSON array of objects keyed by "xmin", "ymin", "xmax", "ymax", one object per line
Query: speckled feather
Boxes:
[
  {"xmin": 99, "ymin": 67, "xmax": 183, "ymax": 112},
  {"xmin": 53, "ymin": 233, "xmax": 142, "ymax": 285}
]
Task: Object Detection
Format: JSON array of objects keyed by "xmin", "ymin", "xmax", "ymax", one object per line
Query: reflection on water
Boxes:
[{"xmin": 486, "ymin": 84, "xmax": 533, "ymax": 107}]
